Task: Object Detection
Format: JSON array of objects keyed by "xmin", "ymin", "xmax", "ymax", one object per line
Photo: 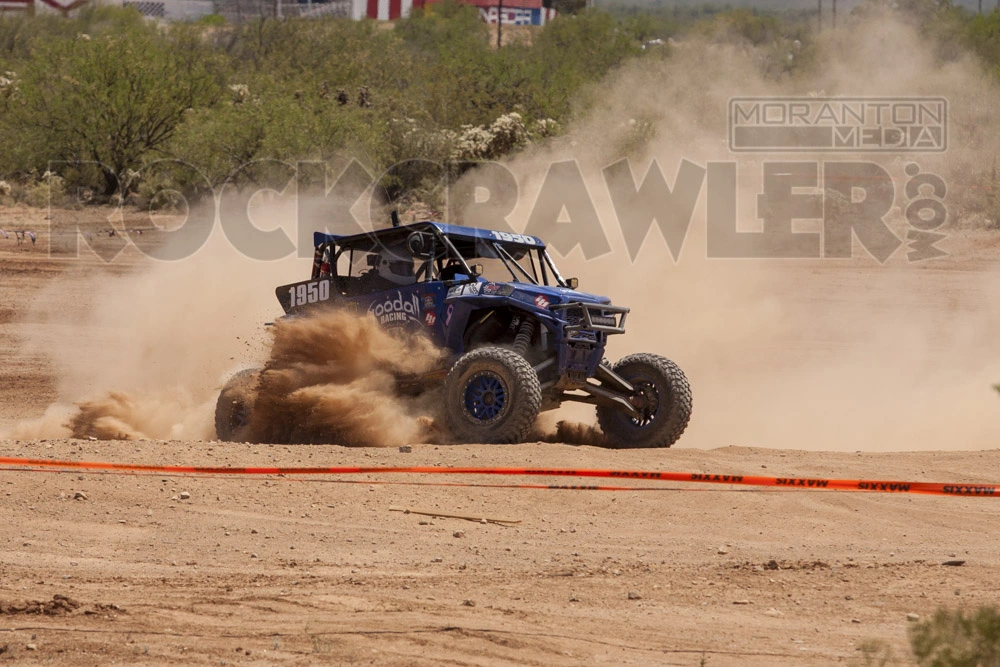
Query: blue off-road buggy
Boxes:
[{"xmin": 215, "ymin": 220, "xmax": 692, "ymax": 447}]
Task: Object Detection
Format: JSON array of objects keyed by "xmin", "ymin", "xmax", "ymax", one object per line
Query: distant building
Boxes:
[
  {"xmin": 1, "ymin": 0, "xmax": 554, "ymax": 24},
  {"xmin": 219, "ymin": 0, "xmax": 555, "ymax": 24},
  {"xmin": 125, "ymin": 0, "xmax": 214, "ymax": 19},
  {"xmin": 355, "ymin": 0, "xmax": 555, "ymax": 23},
  {"xmin": 0, "ymin": 0, "xmax": 93, "ymax": 16}
]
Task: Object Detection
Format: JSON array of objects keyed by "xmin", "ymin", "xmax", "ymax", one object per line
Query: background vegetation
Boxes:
[
  {"xmin": 0, "ymin": 0, "xmax": 998, "ymax": 211},
  {"xmin": 909, "ymin": 605, "xmax": 1000, "ymax": 666}
]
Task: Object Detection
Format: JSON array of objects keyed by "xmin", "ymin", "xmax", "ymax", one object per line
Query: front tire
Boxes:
[
  {"xmin": 443, "ymin": 347, "xmax": 541, "ymax": 444},
  {"xmin": 597, "ymin": 353, "xmax": 692, "ymax": 448},
  {"xmin": 215, "ymin": 368, "xmax": 261, "ymax": 442}
]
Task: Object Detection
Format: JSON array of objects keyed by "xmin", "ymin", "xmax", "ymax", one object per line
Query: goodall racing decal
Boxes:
[{"xmin": 369, "ymin": 291, "xmax": 422, "ymax": 328}]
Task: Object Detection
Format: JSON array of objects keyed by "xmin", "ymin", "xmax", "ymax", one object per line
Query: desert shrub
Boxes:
[
  {"xmin": 198, "ymin": 13, "xmax": 226, "ymax": 26},
  {"xmin": 5, "ymin": 171, "xmax": 70, "ymax": 208},
  {"xmin": 0, "ymin": 20, "xmax": 223, "ymax": 196},
  {"xmin": 530, "ymin": 11, "xmax": 640, "ymax": 118},
  {"xmin": 909, "ymin": 606, "xmax": 1000, "ymax": 667},
  {"xmin": 964, "ymin": 12, "xmax": 1000, "ymax": 75},
  {"xmin": 1, "ymin": 2, "xmax": 1000, "ymax": 212},
  {"xmin": 856, "ymin": 639, "xmax": 896, "ymax": 667}
]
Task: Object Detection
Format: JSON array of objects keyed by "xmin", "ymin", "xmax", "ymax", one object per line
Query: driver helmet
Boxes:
[{"xmin": 377, "ymin": 254, "xmax": 415, "ymax": 285}]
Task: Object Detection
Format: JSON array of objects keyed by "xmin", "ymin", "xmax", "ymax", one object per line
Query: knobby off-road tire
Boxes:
[
  {"xmin": 215, "ymin": 368, "xmax": 261, "ymax": 442},
  {"xmin": 444, "ymin": 347, "xmax": 542, "ymax": 444},
  {"xmin": 597, "ymin": 353, "xmax": 692, "ymax": 448}
]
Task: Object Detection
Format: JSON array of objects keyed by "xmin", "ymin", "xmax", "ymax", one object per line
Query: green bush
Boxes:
[
  {"xmin": 197, "ymin": 13, "xmax": 227, "ymax": 26},
  {"xmin": 909, "ymin": 606, "xmax": 1000, "ymax": 667},
  {"xmin": 856, "ymin": 639, "xmax": 895, "ymax": 667},
  {"xmin": 0, "ymin": 19, "xmax": 222, "ymax": 196},
  {"xmin": 1, "ymin": 3, "xmax": 1000, "ymax": 210},
  {"xmin": 23, "ymin": 172, "xmax": 67, "ymax": 208}
]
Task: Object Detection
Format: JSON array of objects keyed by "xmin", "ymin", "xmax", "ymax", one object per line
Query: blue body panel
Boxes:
[
  {"xmin": 283, "ymin": 221, "xmax": 626, "ymax": 385},
  {"xmin": 339, "ymin": 282, "xmax": 452, "ymax": 346},
  {"xmin": 439, "ymin": 280, "xmax": 615, "ymax": 378}
]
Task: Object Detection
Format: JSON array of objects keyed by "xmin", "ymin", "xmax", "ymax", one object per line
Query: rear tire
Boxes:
[
  {"xmin": 215, "ymin": 368, "xmax": 261, "ymax": 442},
  {"xmin": 444, "ymin": 347, "xmax": 541, "ymax": 444},
  {"xmin": 597, "ymin": 353, "xmax": 692, "ymax": 448}
]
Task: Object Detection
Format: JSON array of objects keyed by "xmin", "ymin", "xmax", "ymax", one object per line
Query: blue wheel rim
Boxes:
[{"xmin": 463, "ymin": 372, "xmax": 508, "ymax": 422}]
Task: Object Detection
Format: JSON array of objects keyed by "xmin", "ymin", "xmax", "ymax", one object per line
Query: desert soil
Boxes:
[{"xmin": 0, "ymin": 209, "xmax": 999, "ymax": 666}]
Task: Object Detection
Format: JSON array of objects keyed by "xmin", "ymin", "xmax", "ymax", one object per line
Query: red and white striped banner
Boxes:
[{"xmin": 365, "ymin": 0, "xmax": 417, "ymax": 19}]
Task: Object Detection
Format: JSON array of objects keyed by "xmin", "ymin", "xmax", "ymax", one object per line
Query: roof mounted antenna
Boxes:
[{"xmin": 391, "ymin": 210, "xmax": 401, "ymax": 228}]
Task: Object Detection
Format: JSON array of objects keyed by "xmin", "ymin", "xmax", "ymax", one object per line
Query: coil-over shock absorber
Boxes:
[{"xmin": 512, "ymin": 317, "xmax": 536, "ymax": 356}]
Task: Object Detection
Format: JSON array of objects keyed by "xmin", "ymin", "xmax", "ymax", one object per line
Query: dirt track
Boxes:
[{"xmin": 1, "ymin": 212, "xmax": 1000, "ymax": 665}]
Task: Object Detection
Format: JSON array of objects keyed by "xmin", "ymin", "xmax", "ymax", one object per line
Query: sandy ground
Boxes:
[{"xmin": 1, "ymin": 209, "xmax": 999, "ymax": 665}]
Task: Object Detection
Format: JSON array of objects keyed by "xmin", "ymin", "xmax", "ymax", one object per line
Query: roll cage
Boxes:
[{"xmin": 311, "ymin": 222, "xmax": 571, "ymax": 289}]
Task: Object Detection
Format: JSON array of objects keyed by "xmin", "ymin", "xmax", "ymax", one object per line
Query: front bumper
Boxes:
[
  {"xmin": 550, "ymin": 302, "xmax": 628, "ymax": 338},
  {"xmin": 549, "ymin": 302, "xmax": 629, "ymax": 381}
]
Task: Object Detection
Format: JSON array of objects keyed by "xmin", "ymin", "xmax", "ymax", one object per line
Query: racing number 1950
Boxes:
[
  {"xmin": 288, "ymin": 280, "xmax": 330, "ymax": 307},
  {"xmin": 491, "ymin": 230, "xmax": 537, "ymax": 245}
]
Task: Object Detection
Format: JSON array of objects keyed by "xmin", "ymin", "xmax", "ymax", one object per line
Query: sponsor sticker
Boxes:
[
  {"xmin": 447, "ymin": 283, "xmax": 481, "ymax": 298},
  {"xmin": 368, "ymin": 291, "xmax": 422, "ymax": 328}
]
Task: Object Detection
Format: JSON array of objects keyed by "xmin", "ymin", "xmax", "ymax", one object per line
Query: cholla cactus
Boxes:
[
  {"xmin": 392, "ymin": 112, "xmax": 531, "ymax": 164},
  {"xmin": 121, "ymin": 169, "xmax": 141, "ymax": 194},
  {"xmin": 41, "ymin": 170, "xmax": 64, "ymax": 185},
  {"xmin": 451, "ymin": 112, "xmax": 528, "ymax": 161},
  {"xmin": 486, "ymin": 112, "xmax": 527, "ymax": 155},
  {"xmin": 0, "ymin": 180, "xmax": 11, "ymax": 197},
  {"xmin": 533, "ymin": 118, "xmax": 560, "ymax": 139},
  {"xmin": 453, "ymin": 125, "xmax": 493, "ymax": 161},
  {"xmin": 0, "ymin": 71, "xmax": 18, "ymax": 101},
  {"xmin": 229, "ymin": 84, "xmax": 250, "ymax": 105},
  {"xmin": 616, "ymin": 117, "xmax": 656, "ymax": 155},
  {"xmin": 389, "ymin": 117, "xmax": 459, "ymax": 164}
]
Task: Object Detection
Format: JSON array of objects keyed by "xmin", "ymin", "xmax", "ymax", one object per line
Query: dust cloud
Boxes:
[
  {"xmin": 244, "ymin": 309, "xmax": 444, "ymax": 446},
  {"xmin": 66, "ymin": 391, "xmax": 210, "ymax": 441},
  {"xmin": 6, "ymin": 14, "xmax": 1000, "ymax": 451},
  {"xmin": 3, "ymin": 190, "xmax": 452, "ymax": 446},
  {"xmin": 459, "ymin": 14, "xmax": 1000, "ymax": 451},
  {"xmin": 3, "ymin": 201, "xmax": 296, "ymax": 440}
]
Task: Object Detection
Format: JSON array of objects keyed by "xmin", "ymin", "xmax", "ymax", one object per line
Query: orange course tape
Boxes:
[{"xmin": 0, "ymin": 456, "xmax": 997, "ymax": 497}]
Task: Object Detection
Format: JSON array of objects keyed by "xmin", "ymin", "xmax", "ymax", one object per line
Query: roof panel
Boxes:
[{"xmin": 312, "ymin": 221, "xmax": 546, "ymax": 250}]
